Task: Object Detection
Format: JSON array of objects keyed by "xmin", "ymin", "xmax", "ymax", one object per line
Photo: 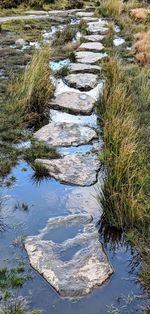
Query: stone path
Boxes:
[{"xmin": 25, "ymin": 10, "xmax": 113, "ymax": 298}]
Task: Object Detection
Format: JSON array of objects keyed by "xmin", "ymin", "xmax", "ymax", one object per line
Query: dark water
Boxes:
[{"xmin": 0, "ymin": 161, "xmax": 148, "ymax": 314}]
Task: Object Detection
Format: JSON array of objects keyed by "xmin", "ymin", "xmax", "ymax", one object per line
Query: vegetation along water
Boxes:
[{"xmin": 0, "ymin": 0, "xmax": 150, "ymax": 313}]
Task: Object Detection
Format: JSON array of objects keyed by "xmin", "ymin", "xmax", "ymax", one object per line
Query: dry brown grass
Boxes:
[
  {"xmin": 133, "ymin": 30, "xmax": 150, "ymax": 63},
  {"xmin": 130, "ymin": 8, "xmax": 150, "ymax": 20}
]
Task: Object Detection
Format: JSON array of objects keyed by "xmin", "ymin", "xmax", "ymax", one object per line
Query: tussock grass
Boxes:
[
  {"xmin": 97, "ymin": 57, "xmax": 150, "ymax": 290},
  {"xmin": 9, "ymin": 45, "xmax": 54, "ymax": 126},
  {"xmin": 52, "ymin": 25, "xmax": 77, "ymax": 47},
  {"xmin": 0, "ymin": 45, "xmax": 54, "ymax": 177},
  {"xmin": 130, "ymin": 7, "xmax": 150, "ymax": 20},
  {"xmin": 133, "ymin": 30, "xmax": 150, "ymax": 63},
  {"xmin": 97, "ymin": 0, "xmax": 123, "ymax": 17},
  {"xmin": 97, "ymin": 57, "xmax": 148, "ymax": 229},
  {"xmin": 124, "ymin": 0, "xmax": 140, "ymax": 12}
]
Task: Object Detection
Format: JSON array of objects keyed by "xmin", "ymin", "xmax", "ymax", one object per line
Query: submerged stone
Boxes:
[
  {"xmin": 25, "ymin": 214, "xmax": 112, "ymax": 298},
  {"xmin": 36, "ymin": 152, "xmax": 100, "ymax": 186},
  {"xmin": 34, "ymin": 122, "xmax": 97, "ymax": 147},
  {"xmin": 70, "ymin": 63, "xmax": 100, "ymax": 73},
  {"xmin": 64, "ymin": 73, "xmax": 98, "ymax": 91},
  {"xmin": 79, "ymin": 42, "xmax": 104, "ymax": 51},
  {"xmin": 76, "ymin": 51, "xmax": 107, "ymax": 64},
  {"xmin": 50, "ymin": 92, "xmax": 95, "ymax": 114}
]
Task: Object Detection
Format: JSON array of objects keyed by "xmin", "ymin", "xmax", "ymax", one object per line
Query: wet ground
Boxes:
[{"xmin": 0, "ymin": 11, "xmax": 149, "ymax": 314}]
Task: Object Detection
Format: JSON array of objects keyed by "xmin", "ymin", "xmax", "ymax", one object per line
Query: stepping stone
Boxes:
[
  {"xmin": 76, "ymin": 11, "xmax": 94, "ymax": 17},
  {"xmin": 50, "ymin": 92, "xmax": 95, "ymax": 114},
  {"xmin": 82, "ymin": 17, "xmax": 99, "ymax": 22},
  {"xmin": 70, "ymin": 63, "xmax": 100, "ymax": 73},
  {"xmin": 88, "ymin": 21, "xmax": 108, "ymax": 33},
  {"xmin": 25, "ymin": 214, "xmax": 113, "ymax": 298},
  {"xmin": 79, "ymin": 42, "xmax": 104, "ymax": 51},
  {"xmin": 64, "ymin": 73, "xmax": 98, "ymax": 91},
  {"xmin": 36, "ymin": 152, "xmax": 100, "ymax": 186},
  {"xmin": 83, "ymin": 34, "xmax": 105, "ymax": 42},
  {"xmin": 34, "ymin": 122, "xmax": 97, "ymax": 147},
  {"xmin": 76, "ymin": 51, "xmax": 107, "ymax": 64}
]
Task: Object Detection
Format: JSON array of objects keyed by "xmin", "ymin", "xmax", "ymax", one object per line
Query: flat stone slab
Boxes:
[
  {"xmin": 70, "ymin": 63, "xmax": 100, "ymax": 74},
  {"xmin": 34, "ymin": 122, "xmax": 97, "ymax": 147},
  {"xmin": 79, "ymin": 42, "xmax": 104, "ymax": 51},
  {"xmin": 64, "ymin": 73, "xmax": 98, "ymax": 91},
  {"xmin": 50, "ymin": 92, "xmax": 95, "ymax": 114},
  {"xmin": 25, "ymin": 214, "xmax": 112, "ymax": 298},
  {"xmin": 76, "ymin": 51, "xmax": 107, "ymax": 64},
  {"xmin": 36, "ymin": 152, "xmax": 100, "ymax": 186},
  {"xmin": 88, "ymin": 21, "xmax": 108, "ymax": 33},
  {"xmin": 76, "ymin": 12, "xmax": 94, "ymax": 17},
  {"xmin": 83, "ymin": 34, "xmax": 105, "ymax": 42}
]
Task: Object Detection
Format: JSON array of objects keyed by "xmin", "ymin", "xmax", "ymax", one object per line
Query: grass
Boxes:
[
  {"xmin": 0, "ymin": 45, "xmax": 55, "ymax": 178},
  {"xmin": 52, "ymin": 25, "xmax": 77, "ymax": 47},
  {"xmin": 96, "ymin": 0, "xmax": 123, "ymax": 17},
  {"xmin": 130, "ymin": 7, "xmax": 150, "ymax": 20},
  {"xmin": 133, "ymin": 30, "xmax": 150, "ymax": 63},
  {"xmin": 97, "ymin": 57, "xmax": 150, "ymax": 289}
]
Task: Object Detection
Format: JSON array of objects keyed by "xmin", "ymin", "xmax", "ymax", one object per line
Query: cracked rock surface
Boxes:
[
  {"xmin": 35, "ymin": 153, "xmax": 100, "ymax": 186},
  {"xmin": 34, "ymin": 122, "xmax": 97, "ymax": 147},
  {"xmin": 50, "ymin": 92, "xmax": 95, "ymax": 114},
  {"xmin": 25, "ymin": 214, "xmax": 113, "ymax": 298},
  {"xmin": 64, "ymin": 73, "xmax": 98, "ymax": 91}
]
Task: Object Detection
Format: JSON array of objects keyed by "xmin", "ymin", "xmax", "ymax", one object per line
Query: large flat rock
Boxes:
[
  {"xmin": 83, "ymin": 34, "xmax": 105, "ymax": 42},
  {"xmin": 64, "ymin": 73, "xmax": 98, "ymax": 91},
  {"xmin": 88, "ymin": 21, "xmax": 108, "ymax": 33},
  {"xmin": 79, "ymin": 42, "xmax": 104, "ymax": 51},
  {"xmin": 34, "ymin": 122, "xmax": 97, "ymax": 147},
  {"xmin": 36, "ymin": 152, "xmax": 100, "ymax": 186},
  {"xmin": 76, "ymin": 51, "xmax": 107, "ymax": 64},
  {"xmin": 50, "ymin": 92, "xmax": 95, "ymax": 114},
  {"xmin": 70, "ymin": 63, "xmax": 100, "ymax": 73},
  {"xmin": 25, "ymin": 214, "xmax": 112, "ymax": 298}
]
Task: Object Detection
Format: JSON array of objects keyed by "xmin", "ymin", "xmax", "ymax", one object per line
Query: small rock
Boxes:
[
  {"xmin": 76, "ymin": 51, "xmax": 107, "ymax": 64},
  {"xmin": 79, "ymin": 42, "xmax": 104, "ymax": 51},
  {"xmin": 70, "ymin": 62, "xmax": 100, "ymax": 73},
  {"xmin": 83, "ymin": 34, "xmax": 105, "ymax": 42},
  {"xmin": 88, "ymin": 21, "xmax": 108, "ymax": 33},
  {"xmin": 50, "ymin": 92, "xmax": 95, "ymax": 114},
  {"xmin": 76, "ymin": 11, "xmax": 94, "ymax": 17},
  {"xmin": 15, "ymin": 38, "xmax": 26, "ymax": 48},
  {"xmin": 23, "ymin": 24, "xmax": 32, "ymax": 31},
  {"xmin": 64, "ymin": 73, "xmax": 98, "ymax": 91},
  {"xmin": 35, "ymin": 152, "xmax": 100, "ymax": 186},
  {"xmin": 34, "ymin": 122, "xmax": 97, "ymax": 147}
]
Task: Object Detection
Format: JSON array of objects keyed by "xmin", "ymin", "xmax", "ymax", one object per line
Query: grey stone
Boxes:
[
  {"xmin": 64, "ymin": 73, "xmax": 98, "ymax": 91},
  {"xmin": 34, "ymin": 122, "xmax": 97, "ymax": 147},
  {"xmin": 88, "ymin": 21, "xmax": 108, "ymax": 33},
  {"xmin": 35, "ymin": 152, "xmax": 100, "ymax": 186},
  {"xmin": 50, "ymin": 92, "xmax": 95, "ymax": 114},
  {"xmin": 25, "ymin": 214, "xmax": 113, "ymax": 298},
  {"xmin": 70, "ymin": 63, "xmax": 100, "ymax": 74},
  {"xmin": 76, "ymin": 11, "xmax": 94, "ymax": 17},
  {"xmin": 82, "ymin": 17, "xmax": 99, "ymax": 22},
  {"xmin": 83, "ymin": 34, "xmax": 105, "ymax": 42},
  {"xmin": 79, "ymin": 42, "xmax": 104, "ymax": 51},
  {"xmin": 15, "ymin": 38, "xmax": 26, "ymax": 48},
  {"xmin": 76, "ymin": 51, "xmax": 107, "ymax": 64}
]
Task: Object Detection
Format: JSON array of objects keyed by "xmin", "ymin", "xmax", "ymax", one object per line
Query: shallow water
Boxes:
[{"xmin": 0, "ymin": 161, "xmax": 148, "ymax": 313}]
